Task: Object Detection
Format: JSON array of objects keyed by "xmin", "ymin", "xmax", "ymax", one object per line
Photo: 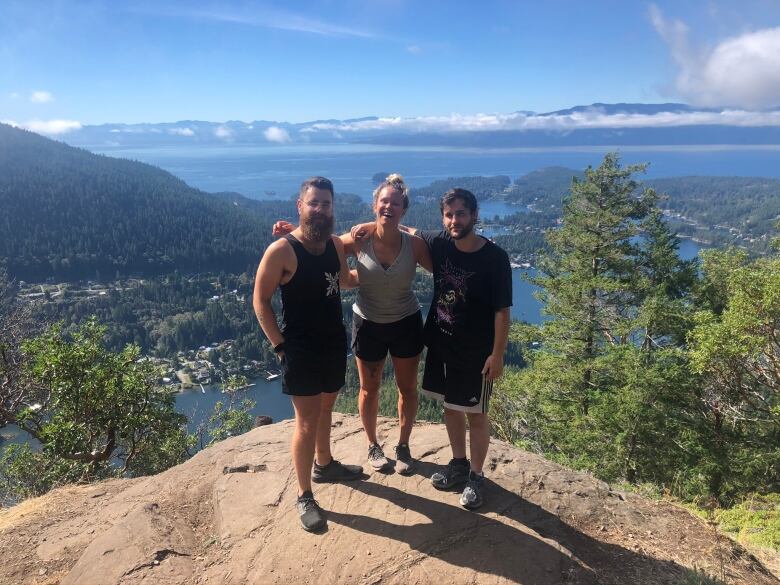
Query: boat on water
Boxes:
[
  {"xmin": 200, "ymin": 384, "xmax": 206, "ymax": 393},
  {"xmin": 265, "ymin": 371, "xmax": 280, "ymax": 381}
]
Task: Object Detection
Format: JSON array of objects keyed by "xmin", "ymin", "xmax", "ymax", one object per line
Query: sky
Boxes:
[{"xmin": 2, "ymin": 0, "xmax": 780, "ymax": 132}]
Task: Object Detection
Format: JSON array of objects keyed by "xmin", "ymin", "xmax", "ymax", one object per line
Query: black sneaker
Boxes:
[
  {"xmin": 312, "ymin": 458, "xmax": 363, "ymax": 482},
  {"xmin": 367, "ymin": 442, "xmax": 391, "ymax": 471},
  {"xmin": 296, "ymin": 491, "xmax": 326, "ymax": 532},
  {"xmin": 394, "ymin": 443, "xmax": 415, "ymax": 475},
  {"xmin": 431, "ymin": 458, "xmax": 470, "ymax": 490},
  {"xmin": 460, "ymin": 471, "xmax": 485, "ymax": 510}
]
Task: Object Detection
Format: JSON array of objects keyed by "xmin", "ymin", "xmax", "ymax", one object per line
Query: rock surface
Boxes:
[{"xmin": 0, "ymin": 415, "xmax": 777, "ymax": 585}]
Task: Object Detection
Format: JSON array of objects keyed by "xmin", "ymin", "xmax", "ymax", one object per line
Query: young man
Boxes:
[
  {"xmin": 419, "ymin": 188, "xmax": 512, "ymax": 510},
  {"xmin": 253, "ymin": 176, "xmax": 362, "ymax": 533}
]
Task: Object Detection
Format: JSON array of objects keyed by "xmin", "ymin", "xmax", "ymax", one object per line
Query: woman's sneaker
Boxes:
[
  {"xmin": 459, "ymin": 471, "xmax": 485, "ymax": 510},
  {"xmin": 430, "ymin": 458, "xmax": 470, "ymax": 490},
  {"xmin": 394, "ymin": 443, "xmax": 415, "ymax": 475},
  {"xmin": 312, "ymin": 458, "xmax": 363, "ymax": 482},
  {"xmin": 367, "ymin": 442, "xmax": 391, "ymax": 471},
  {"xmin": 296, "ymin": 491, "xmax": 326, "ymax": 532}
]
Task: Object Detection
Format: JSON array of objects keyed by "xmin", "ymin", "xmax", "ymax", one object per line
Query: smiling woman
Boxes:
[{"xmin": 337, "ymin": 174, "xmax": 433, "ymax": 474}]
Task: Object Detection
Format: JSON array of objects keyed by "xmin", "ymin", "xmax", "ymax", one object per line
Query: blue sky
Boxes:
[{"xmin": 2, "ymin": 0, "xmax": 780, "ymax": 130}]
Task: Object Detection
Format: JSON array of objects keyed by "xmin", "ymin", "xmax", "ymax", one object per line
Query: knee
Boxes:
[
  {"xmin": 467, "ymin": 412, "xmax": 489, "ymax": 429},
  {"xmin": 296, "ymin": 415, "xmax": 319, "ymax": 436},
  {"xmin": 397, "ymin": 384, "xmax": 418, "ymax": 400},
  {"xmin": 360, "ymin": 384, "xmax": 379, "ymax": 398}
]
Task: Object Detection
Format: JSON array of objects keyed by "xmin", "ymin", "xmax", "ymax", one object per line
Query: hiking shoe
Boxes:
[
  {"xmin": 367, "ymin": 442, "xmax": 391, "ymax": 471},
  {"xmin": 460, "ymin": 471, "xmax": 485, "ymax": 510},
  {"xmin": 312, "ymin": 458, "xmax": 363, "ymax": 482},
  {"xmin": 431, "ymin": 458, "xmax": 470, "ymax": 490},
  {"xmin": 296, "ymin": 491, "xmax": 326, "ymax": 532},
  {"xmin": 394, "ymin": 443, "xmax": 415, "ymax": 475}
]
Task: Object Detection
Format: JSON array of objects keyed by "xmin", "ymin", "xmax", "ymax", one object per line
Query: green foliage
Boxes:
[
  {"xmin": 335, "ymin": 358, "xmax": 444, "ymax": 424},
  {"xmin": 3, "ymin": 318, "xmax": 190, "ymax": 492},
  {"xmin": 687, "ymin": 251, "xmax": 780, "ymax": 499},
  {"xmin": 714, "ymin": 493, "xmax": 780, "ymax": 551},
  {"xmin": 203, "ymin": 372, "xmax": 256, "ymax": 445},
  {"xmin": 206, "ymin": 399, "xmax": 256, "ymax": 445},
  {"xmin": 0, "ymin": 443, "xmax": 106, "ymax": 503}
]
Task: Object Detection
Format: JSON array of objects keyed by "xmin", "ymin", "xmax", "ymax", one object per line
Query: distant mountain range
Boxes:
[{"xmin": 59, "ymin": 103, "xmax": 780, "ymax": 149}]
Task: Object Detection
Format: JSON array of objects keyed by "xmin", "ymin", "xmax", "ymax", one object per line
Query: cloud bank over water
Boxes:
[
  {"xmin": 302, "ymin": 108, "xmax": 780, "ymax": 134},
  {"xmin": 8, "ymin": 103, "xmax": 780, "ymax": 146}
]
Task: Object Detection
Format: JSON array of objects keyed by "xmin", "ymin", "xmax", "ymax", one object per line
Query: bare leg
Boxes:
[
  {"xmin": 315, "ymin": 391, "xmax": 339, "ymax": 466},
  {"xmin": 444, "ymin": 407, "xmax": 468, "ymax": 459},
  {"xmin": 290, "ymin": 394, "xmax": 323, "ymax": 496},
  {"xmin": 391, "ymin": 353, "xmax": 420, "ymax": 445},
  {"xmin": 466, "ymin": 412, "xmax": 490, "ymax": 474},
  {"xmin": 356, "ymin": 356, "xmax": 385, "ymax": 444}
]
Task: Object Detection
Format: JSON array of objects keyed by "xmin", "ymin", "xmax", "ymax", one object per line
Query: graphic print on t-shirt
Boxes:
[
  {"xmin": 325, "ymin": 272, "xmax": 339, "ymax": 297},
  {"xmin": 435, "ymin": 258, "xmax": 475, "ymax": 328}
]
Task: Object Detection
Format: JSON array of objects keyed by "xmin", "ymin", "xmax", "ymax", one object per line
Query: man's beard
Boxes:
[
  {"xmin": 301, "ymin": 213, "xmax": 334, "ymax": 242},
  {"xmin": 449, "ymin": 218, "xmax": 476, "ymax": 240}
]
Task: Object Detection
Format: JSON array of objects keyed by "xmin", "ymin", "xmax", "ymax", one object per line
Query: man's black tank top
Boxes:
[{"xmin": 280, "ymin": 234, "xmax": 344, "ymax": 342}]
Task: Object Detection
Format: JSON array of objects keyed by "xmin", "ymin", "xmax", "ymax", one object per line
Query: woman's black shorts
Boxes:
[{"xmin": 351, "ymin": 310, "xmax": 424, "ymax": 362}]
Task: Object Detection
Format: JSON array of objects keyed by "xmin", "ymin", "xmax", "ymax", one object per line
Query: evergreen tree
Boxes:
[{"xmin": 494, "ymin": 153, "xmax": 700, "ymax": 489}]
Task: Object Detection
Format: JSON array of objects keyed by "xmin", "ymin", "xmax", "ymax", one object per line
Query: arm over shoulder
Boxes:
[
  {"xmin": 410, "ymin": 233, "xmax": 432, "ymax": 272},
  {"xmin": 333, "ymin": 235, "xmax": 358, "ymax": 290}
]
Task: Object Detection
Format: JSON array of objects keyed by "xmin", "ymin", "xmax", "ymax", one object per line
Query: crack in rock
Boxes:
[
  {"xmin": 222, "ymin": 464, "xmax": 267, "ymax": 474},
  {"xmin": 123, "ymin": 548, "xmax": 191, "ymax": 576}
]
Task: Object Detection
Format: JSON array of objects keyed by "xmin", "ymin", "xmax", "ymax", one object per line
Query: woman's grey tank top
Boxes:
[{"xmin": 353, "ymin": 231, "xmax": 420, "ymax": 323}]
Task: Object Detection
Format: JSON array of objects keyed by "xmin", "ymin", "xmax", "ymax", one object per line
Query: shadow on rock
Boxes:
[{"xmin": 328, "ymin": 466, "xmax": 694, "ymax": 585}]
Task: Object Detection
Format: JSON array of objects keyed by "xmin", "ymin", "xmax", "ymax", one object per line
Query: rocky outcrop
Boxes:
[{"xmin": 0, "ymin": 415, "xmax": 777, "ymax": 585}]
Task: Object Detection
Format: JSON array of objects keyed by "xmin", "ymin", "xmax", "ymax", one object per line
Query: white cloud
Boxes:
[
  {"xmin": 263, "ymin": 126, "xmax": 291, "ymax": 143},
  {"xmin": 169, "ymin": 127, "xmax": 195, "ymax": 136},
  {"xmin": 406, "ymin": 45, "xmax": 422, "ymax": 54},
  {"xmin": 300, "ymin": 107, "xmax": 780, "ymax": 134},
  {"xmin": 30, "ymin": 90, "xmax": 54, "ymax": 103},
  {"xmin": 9, "ymin": 92, "xmax": 20, "ymax": 100},
  {"xmin": 20, "ymin": 119, "xmax": 82, "ymax": 135},
  {"xmin": 133, "ymin": 5, "xmax": 375, "ymax": 39},
  {"xmin": 650, "ymin": 5, "xmax": 780, "ymax": 109},
  {"xmin": 214, "ymin": 125, "xmax": 233, "ymax": 139}
]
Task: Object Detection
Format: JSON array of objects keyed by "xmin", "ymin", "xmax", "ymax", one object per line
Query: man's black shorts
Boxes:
[
  {"xmin": 351, "ymin": 310, "xmax": 424, "ymax": 362},
  {"xmin": 281, "ymin": 335, "xmax": 347, "ymax": 396},
  {"xmin": 421, "ymin": 345, "xmax": 493, "ymax": 414}
]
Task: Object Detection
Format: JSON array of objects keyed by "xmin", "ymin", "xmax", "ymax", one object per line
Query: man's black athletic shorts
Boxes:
[
  {"xmin": 351, "ymin": 310, "xmax": 424, "ymax": 362},
  {"xmin": 421, "ymin": 345, "xmax": 494, "ymax": 414},
  {"xmin": 280, "ymin": 335, "xmax": 347, "ymax": 396}
]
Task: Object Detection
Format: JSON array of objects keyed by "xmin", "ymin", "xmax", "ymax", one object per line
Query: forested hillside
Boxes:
[
  {"xmin": 0, "ymin": 124, "xmax": 285, "ymax": 281},
  {"xmin": 504, "ymin": 165, "xmax": 780, "ymax": 249}
]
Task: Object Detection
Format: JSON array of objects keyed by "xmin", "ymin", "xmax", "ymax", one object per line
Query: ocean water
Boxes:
[{"xmin": 87, "ymin": 143, "xmax": 780, "ymax": 201}]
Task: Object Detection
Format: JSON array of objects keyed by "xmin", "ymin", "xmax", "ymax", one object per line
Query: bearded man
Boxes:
[
  {"xmin": 253, "ymin": 176, "xmax": 362, "ymax": 533},
  {"xmin": 419, "ymin": 188, "xmax": 512, "ymax": 510}
]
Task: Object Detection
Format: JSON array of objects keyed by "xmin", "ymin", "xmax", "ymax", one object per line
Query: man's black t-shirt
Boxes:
[{"xmin": 420, "ymin": 230, "xmax": 512, "ymax": 370}]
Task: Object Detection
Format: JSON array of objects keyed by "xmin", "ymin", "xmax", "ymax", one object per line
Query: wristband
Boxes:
[{"xmin": 273, "ymin": 342, "xmax": 286, "ymax": 354}]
